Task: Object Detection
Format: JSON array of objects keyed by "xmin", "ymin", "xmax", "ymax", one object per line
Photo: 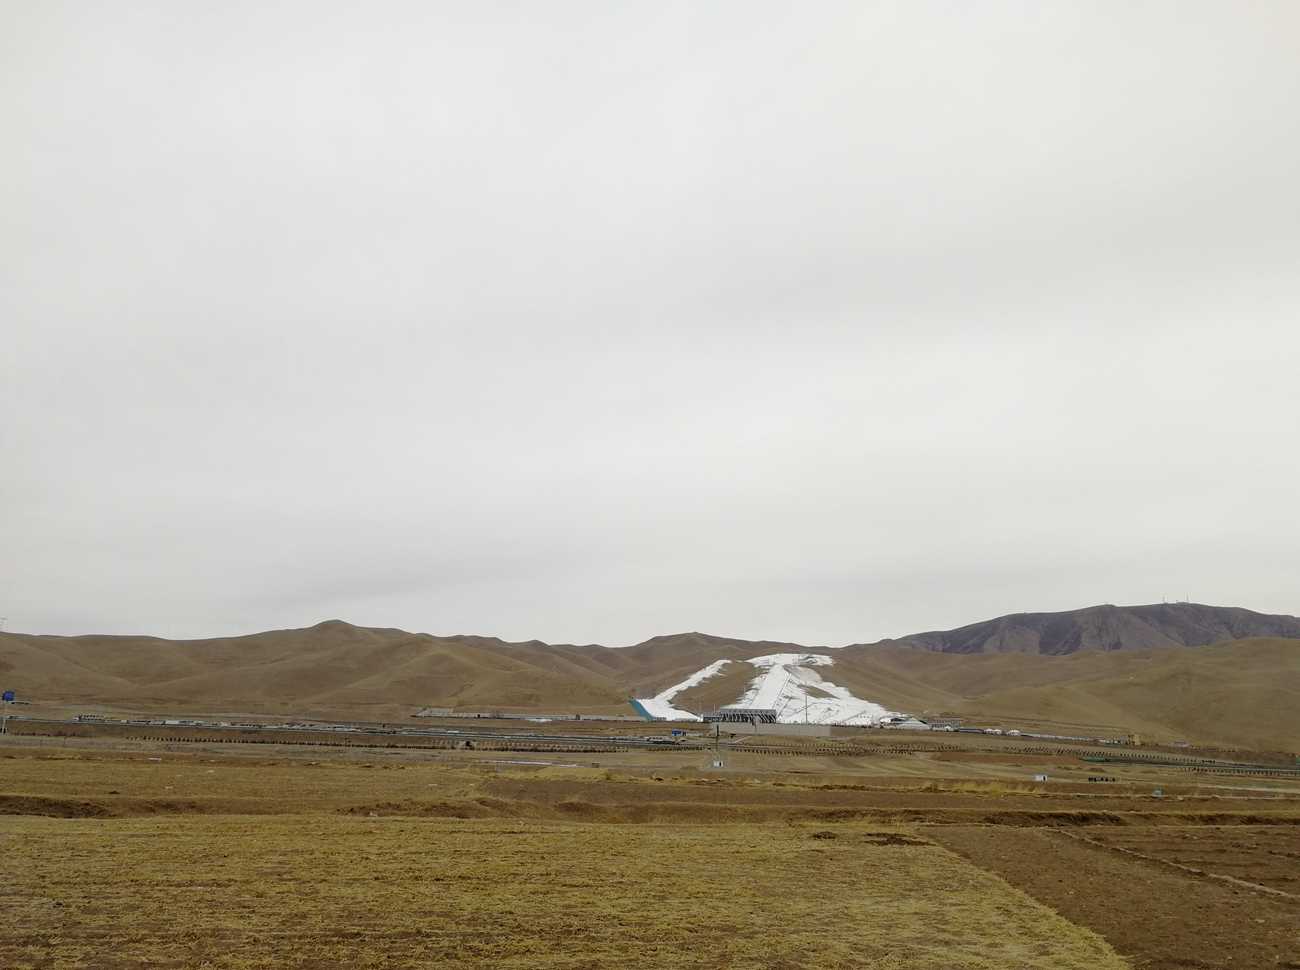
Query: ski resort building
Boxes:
[
  {"xmin": 702, "ymin": 708, "xmax": 778, "ymax": 724},
  {"xmin": 882, "ymin": 716, "xmax": 931, "ymax": 730}
]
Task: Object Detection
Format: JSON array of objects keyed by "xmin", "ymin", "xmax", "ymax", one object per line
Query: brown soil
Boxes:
[
  {"xmin": 1083, "ymin": 825, "xmax": 1300, "ymax": 896},
  {"xmin": 930, "ymin": 825, "xmax": 1300, "ymax": 970},
  {"xmin": 480, "ymin": 776, "xmax": 1300, "ymax": 826},
  {"xmin": 0, "ymin": 794, "xmax": 113, "ymax": 818}
]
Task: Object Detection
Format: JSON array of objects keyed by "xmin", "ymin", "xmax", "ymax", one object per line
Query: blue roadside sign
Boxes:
[{"xmin": 2, "ymin": 690, "xmax": 14, "ymax": 702}]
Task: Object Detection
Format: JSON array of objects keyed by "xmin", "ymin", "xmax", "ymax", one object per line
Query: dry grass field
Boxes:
[
  {"xmin": 1, "ymin": 815, "xmax": 1126, "ymax": 970},
  {"xmin": 3, "ymin": 740, "xmax": 1299, "ymax": 969}
]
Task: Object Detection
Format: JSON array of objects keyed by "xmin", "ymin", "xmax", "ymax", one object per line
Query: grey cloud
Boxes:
[{"xmin": 3, "ymin": 2, "xmax": 1298, "ymax": 644}]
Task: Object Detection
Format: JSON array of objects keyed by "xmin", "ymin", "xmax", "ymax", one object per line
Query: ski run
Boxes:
[
  {"xmin": 633, "ymin": 653, "xmax": 897, "ymax": 725},
  {"xmin": 632, "ymin": 658, "xmax": 733, "ymax": 720}
]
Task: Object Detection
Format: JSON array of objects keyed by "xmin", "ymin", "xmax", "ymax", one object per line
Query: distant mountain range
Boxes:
[
  {"xmin": 878, "ymin": 602, "xmax": 1300, "ymax": 655},
  {"xmin": 2, "ymin": 603, "xmax": 1297, "ymax": 749}
]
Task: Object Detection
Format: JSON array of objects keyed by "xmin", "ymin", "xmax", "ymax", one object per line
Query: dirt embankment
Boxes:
[{"xmin": 6, "ymin": 774, "xmax": 1300, "ymax": 827}]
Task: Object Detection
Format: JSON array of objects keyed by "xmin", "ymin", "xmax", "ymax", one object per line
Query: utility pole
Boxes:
[{"xmin": 0, "ymin": 613, "xmax": 8, "ymax": 734}]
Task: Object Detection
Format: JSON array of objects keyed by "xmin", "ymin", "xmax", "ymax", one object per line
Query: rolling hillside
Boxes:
[
  {"xmin": 1, "ymin": 603, "xmax": 1297, "ymax": 749},
  {"xmin": 664, "ymin": 638, "xmax": 1300, "ymax": 750}
]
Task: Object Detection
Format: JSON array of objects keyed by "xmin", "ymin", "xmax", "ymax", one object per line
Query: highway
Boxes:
[{"xmin": 4, "ymin": 715, "xmax": 693, "ymax": 749}]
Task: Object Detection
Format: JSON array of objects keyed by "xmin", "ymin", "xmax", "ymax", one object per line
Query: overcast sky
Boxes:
[{"xmin": 4, "ymin": 2, "xmax": 1299, "ymax": 646}]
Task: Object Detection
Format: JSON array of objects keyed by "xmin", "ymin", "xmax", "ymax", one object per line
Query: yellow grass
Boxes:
[{"xmin": 0, "ymin": 814, "xmax": 1126, "ymax": 970}]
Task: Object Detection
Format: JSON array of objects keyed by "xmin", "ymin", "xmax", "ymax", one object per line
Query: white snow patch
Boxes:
[
  {"xmin": 728, "ymin": 653, "xmax": 897, "ymax": 726},
  {"xmin": 634, "ymin": 659, "xmax": 732, "ymax": 721}
]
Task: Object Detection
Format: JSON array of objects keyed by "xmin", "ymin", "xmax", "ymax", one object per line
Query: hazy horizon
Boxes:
[{"xmin": 5, "ymin": 2, "xmax": 1299, "ymax": 645}]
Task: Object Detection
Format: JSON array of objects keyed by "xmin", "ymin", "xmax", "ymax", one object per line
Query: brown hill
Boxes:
[
  {"xmin": 0, "ymin": 624, "xmax": 808, "ymax": 721},
  {"xmin": 834, "ymin": 639, "xmax": 1300, "ymax": 750},
  {"xmin": 662, "ymin": 638, "xmax": 1300, "ymax": 751},
  {"xmin": 882, "ymin": 602, "xmax": 1300, "ymax": 655},
  {"xmin": 1, "ymin": 608, "xmax": 1297, "ymax": 750},
  {"xmin": 0, "ymin": 621, "xmax": 632, "ymax": 719}
]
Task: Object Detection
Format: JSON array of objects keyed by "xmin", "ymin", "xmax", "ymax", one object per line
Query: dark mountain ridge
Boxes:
[{"xmin": 880, "ymin": 602, "xmax": 1300, "ymax": 655}]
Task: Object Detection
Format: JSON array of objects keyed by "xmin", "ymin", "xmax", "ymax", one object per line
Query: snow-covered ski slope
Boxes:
[
  {"xmin": 632, "ymin": 658, "xmax": 732, "ymax": 721},
  {"xmin": 632, "ymin": 653, "xmax": 896, "ymax": 725},
  {"xmin": 732, "ymin": 653, "xmax": 896, "ymax": 725}
]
